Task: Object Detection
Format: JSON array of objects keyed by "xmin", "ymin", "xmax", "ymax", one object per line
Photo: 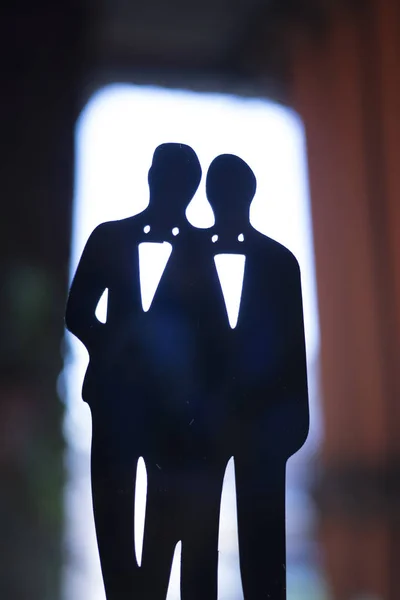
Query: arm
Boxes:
[
  {"xmin": 65, "ymin": 224, "xmax": 107, "ymax": 352},
  {"xmin": 280, "ymin": 253, "xmax": 310, "ymax": 450}
]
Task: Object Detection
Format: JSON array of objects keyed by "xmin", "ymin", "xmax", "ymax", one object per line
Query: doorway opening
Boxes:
[{"xmin": 63, "ymin": 83, "xmax": 324, "ymax": 600}]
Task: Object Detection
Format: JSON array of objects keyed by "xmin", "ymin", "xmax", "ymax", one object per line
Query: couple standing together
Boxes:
[{"xmin": 66, "ymin": 143, "xmax": 309, "ymax": 600}]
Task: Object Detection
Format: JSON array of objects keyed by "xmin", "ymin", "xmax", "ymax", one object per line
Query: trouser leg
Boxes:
[
  {"xmin": 140, "ymin": 463, "xmax": 179, "ymax": 600},
  {"xmin": 235, "ymin": 455, "xmax": 287, "ymax": 600},
  {"xmin": 91, "ymin": 420, "xmax": 139, "ymax": 600},
  {"xmin": 180, "ymin": 462, "xmax": 226, "ymax": 600}
]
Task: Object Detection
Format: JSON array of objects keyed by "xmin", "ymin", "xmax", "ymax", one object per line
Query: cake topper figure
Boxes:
[
  {"xmin": 66, "ymin": 144, "xmax": 309, "ymax": 600},
  {"xmin": 207, "ymin": 155, "xmax": 309, "ymax": 599}
]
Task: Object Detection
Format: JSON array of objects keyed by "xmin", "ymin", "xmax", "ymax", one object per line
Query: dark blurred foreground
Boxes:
[{"xmin": 1, "ymin": 1, "xmax": 399, "ymax": 598}]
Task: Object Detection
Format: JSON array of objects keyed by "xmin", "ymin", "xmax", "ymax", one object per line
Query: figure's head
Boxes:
[
  {"xmin": 206, "ymin": 154, "xmax": 256, "ymax": 226},
  {"xmin": 148, "ymin": 143, "xmax": 201, "ymax": 216}
]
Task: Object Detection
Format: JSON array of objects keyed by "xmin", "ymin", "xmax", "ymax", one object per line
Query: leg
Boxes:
[
  {"xmin": 235, "ymin": 455, "xmax": 287, "ymax": 600},
  {"xmin": 180, "ymin": 461, "xmax": 226, "ymax": 600},
  {"xmin": 91, "ymin": 413, "xmax": 139, "ymax": 600},
  {"xmin": 140, "ymin": 462, "xmax": 179, "ymax": 600}
]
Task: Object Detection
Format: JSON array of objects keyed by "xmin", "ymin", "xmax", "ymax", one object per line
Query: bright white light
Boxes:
[
  {"xmin": 166, "ymin": 542, "xmax": 182, "ymax": 600},
  {"xmin": 238, "ymin": 234, "xmax": 244, "ymax": 242},
  {"xmin": 212, "ymin": 235, "xmax": 218, "ymax": 243},
  {"xmin": 218, "ymin": 458, "xmax": 243, "ymax": 600},
  {"xmin": 214, "ymin": 254, "xmax": 246, "ymax": 329},
  {"xmin": 95, "ymin": 289, "xmax": 108, "ymax": 323},
  {"xmin": 134, "ymin": 457, "xmax": 147, "ymax": 566},
  {"xmin": 143, "ymin": 225, "xmax": 151, "ymax": 234},
  {"xmin": 138, "ymin": 242, "xmax": 172, "ymax": 312},
  {"xmin": 172, "ymin": 227, "xmax": 179, "ymax": 236}
]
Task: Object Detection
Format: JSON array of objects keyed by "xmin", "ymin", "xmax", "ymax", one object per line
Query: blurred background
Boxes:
[{"xmin": 1, "ymin": 1, "xmax": 399, "ymax": 599}]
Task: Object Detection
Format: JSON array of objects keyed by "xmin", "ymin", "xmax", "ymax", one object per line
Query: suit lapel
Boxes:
[
  {"xmin": 138, "ymin": 241, "xmax": 173, "ymax": 311},
  {"xmin": 213, "ymin": 253, "xmax": 246, "ymax": 329}
]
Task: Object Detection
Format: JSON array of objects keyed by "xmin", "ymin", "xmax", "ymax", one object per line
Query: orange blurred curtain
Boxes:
[{"xmin": 290, "ymin": 1, "xmax": 400, "ymax": 598}]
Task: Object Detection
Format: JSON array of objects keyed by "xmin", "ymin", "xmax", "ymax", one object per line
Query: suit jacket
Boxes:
[
  {"xmin": 66, "ymin": 215, "xmax": 154, "ymax": 409},
  {"xmin": 211, "ymin": 226, "xmax": 309, "ymax": 460},
  {"xmin": 66, "ymin": 216, "xmax": 231, "ymax": 461},
  {"xmin": 137, "ymin": 224, "xmax": 231, "ymax": 466}
]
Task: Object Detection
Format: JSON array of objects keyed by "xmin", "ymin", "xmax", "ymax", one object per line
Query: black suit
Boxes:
[
  {"xmin": 139, "ymin": 224, "xmax": 231, "ymax": 600},
  {"xmin": 66, "ymin": 211, "xmax": 164, "ymax": 600},
  {"xmin": 66, "ymin": 214, "xmax": 231, "ymax": 600},
  {"xmin": 211, "ymin": 224, "xmax": 309, "ymax": 600}
]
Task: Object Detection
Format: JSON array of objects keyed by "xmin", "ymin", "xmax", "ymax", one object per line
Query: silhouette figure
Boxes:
[
  {"xmin": 65, "ymin": 143, "xmax": 204, "ymax": 599},
  {"xmin": 206, "ymin": 154, "xmax": 309, "ymax": 600},
  {"xmin": 66, "ymin": 146, "xmax": 309, "ymax": 600},
  {"xmin": 207, "ymin": 155, "xmax": 309, "ymax": 600},
  {"xmin": 138, "ymin": 187, "xmax": 230, "ymax": 600}
]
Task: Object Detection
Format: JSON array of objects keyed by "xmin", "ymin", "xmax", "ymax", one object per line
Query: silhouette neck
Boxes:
[{"xmin": 213, "ymin": 209, "xmax": 251, "ymax": 235}]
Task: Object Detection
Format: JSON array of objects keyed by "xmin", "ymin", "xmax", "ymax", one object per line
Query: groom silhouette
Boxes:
[
  {"xmin": 206, "ymin": 154, "xmax": 309, "ymax": 600},
  {"xmin": 65, "ymin": 143, "xmax": 203, "ymax": 600},
  {"xmin": 139, "ymin": 173, "xmax": 230, "ymax": 600},
  {"xmin": 66, "ymin": 146, "xmax": 309, "ymax": 600}
]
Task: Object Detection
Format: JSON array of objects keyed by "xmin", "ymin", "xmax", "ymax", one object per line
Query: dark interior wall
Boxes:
[
  {"xmin": 80, "ymin": 0, "xmax": 337, "ymax": 104},
  {"xmin": 0, "ymin": 3, "xmax": 86, "ymax": 598}
]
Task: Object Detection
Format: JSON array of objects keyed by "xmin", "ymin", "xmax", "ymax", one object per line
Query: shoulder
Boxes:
[
  {"xmin": 275, "ymin": 242, "xmax": 300, "ymax": 275},
  {"xmin": 88, "ymin": 220, "xmax": 113, "ymax": 240},
  {"xmin": 89, "ymin": 214, "xmax": 143, "ymax": 241},
  {"xmin": 251, "ymin": 230, "xmax": 301, "ymax": 279},
  {"xmin": 254, "ymin": 229, "xmax": 299, "ymax": 261},
  {"xmin": 82, "ymin": 222, "xmax": 115, "ymax": 256}
]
